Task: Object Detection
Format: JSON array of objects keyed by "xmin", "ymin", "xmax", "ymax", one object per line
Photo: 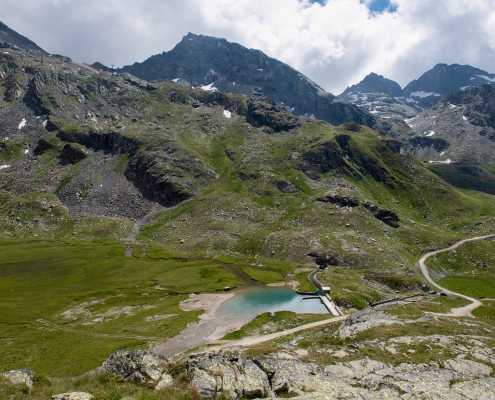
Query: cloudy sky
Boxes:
[{"xmin": 3, "ymin": 0, "xmax": 495, "ymax": 94}]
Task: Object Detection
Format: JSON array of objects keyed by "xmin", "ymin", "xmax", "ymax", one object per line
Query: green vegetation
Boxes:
[
  {"xmin": 0, "ymin": 240, "xmax": 240, "ymax": 376},
  {"xmin": 270, "ymin": 311, "xmax": 495, "ymax": 368},
  {"xmin": 240, "ymin": 267, "xmax": 285, "ymax": 284},
  {"xmin": 0, "ymin": 370, "xmax": 202, "ymax": 400},
  {"xmin": 426, "ymin": 238, "xmax": 495, "ymax": 298},
  {"xmin": 427, "ymin": 163, "xmax": 495, "ymax": 194},
  {"xmin": 2, "ymin": 50, "xmax": 495, "ymax": 390},
  {"xmin": 387, "ymin": 295, "xmax": 471, "ymax": 318},
  {"xmin": 222, "ymin": 311, "xmax": 329, "ymax": 340},
  {"xmin": 317, "ymin": 267, "xmax": 381, "ymax": 309},
  {"xmin": 293, "ymin": 271, "xmax": 317, "ymax": 293}
]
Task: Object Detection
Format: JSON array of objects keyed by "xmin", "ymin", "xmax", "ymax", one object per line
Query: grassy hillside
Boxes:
[{"xmin": 0, "ymin": 49, "xmax": 495, "ymax": 386}]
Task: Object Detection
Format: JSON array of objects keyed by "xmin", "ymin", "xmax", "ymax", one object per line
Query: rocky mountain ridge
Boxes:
[
  {"xmin": 338, "ymin": 72, "xmax": 419, "ymax": 119},
  {"xmin": 339, "ymin": 64, "xmax": 495, "ymax": 120},
  {"xmin": 106, "ymin": 33, "xmax": 396, "ymax": 136},
  {"xmin": 403, "ymin": 83, "xmax": 495, "ymax": 192},
  {"xmin": 0, "ymin": 21, "xmax": 48, "ymax": 55}
]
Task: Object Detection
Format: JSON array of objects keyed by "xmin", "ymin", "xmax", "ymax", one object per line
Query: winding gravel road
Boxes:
[{"xmin": 418, "ymin": 234, "xmax": 495, "ymax": 317}]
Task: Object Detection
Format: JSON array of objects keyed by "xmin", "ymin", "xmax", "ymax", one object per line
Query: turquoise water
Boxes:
[
  {"xmin": 214, "ymin": 264, "xmax": 327, "ymax": 318},
  {"xmin": 217, "ymin": 286, "xmax": 327, "ymax": 318}
]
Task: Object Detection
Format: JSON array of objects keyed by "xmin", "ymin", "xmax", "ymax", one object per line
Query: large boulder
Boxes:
[
  {"xmin": 2, "ymin": 368, "xmax": 35, "ymax": 389},
  {"xmin": 61, "ymin": 143, "xmax": 88, "ymax": 164},
  {"xmin": 186, "ymin": 352, "xmax": 270, "ymax": 399},
  {"xmin": 102, "ymin": 350, "xmax": 167, "ymax": 383},
  {"xmin": 337, "ymin": 308, "xmax": 403, "ymax": 339}
]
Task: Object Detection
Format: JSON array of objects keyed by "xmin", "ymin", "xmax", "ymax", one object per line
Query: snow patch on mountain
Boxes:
[
  {"xmin": 201, "ymin": 83, "xmax": 218, "ymax": 92},
  {"xmin": 477, "ymin": 75, "xmax": 495, "ymax": 83},
  {"xmin": 410, "ymin": 91, "xmax": 442, "ymax": 98}
]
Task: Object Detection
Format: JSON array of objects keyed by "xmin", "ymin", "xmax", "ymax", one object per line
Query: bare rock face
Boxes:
[
  {"xmin": 33, "ymin": 138, "xmax": 55, "ymax": 155},
  {"xmin": 374, "ymin": 208, "xmax": 400, "ymax": 228},
  {"xmin": 116, "ymin": 33, "xmax": 396, "ymax": 136},
  {"xmin": 337, "ymin": 308, "xmax": 403, "ymax": 339},
  {"xmin": 61, "ymin": 143, "xmax": 88, "ymax": 164},
  {"xmin": 316, "ymin": 192, "xmax": 359, "ymax": 207},
  {"xmin": 246, "ymin": 96, "xmax": 300, "ymax": 132},
  {"xmin": 186, "ymin": 352, "xmax": 270, "ymax": 399},
  {"xmin": 276, "ymin": 180, "xmax": 300, "ymax": 193},
  {"xmin": 307, "ymin": 250, "xmax": 346, "ymax": 267},
  {"xmin": 102, "ymin": 350, "xmax": 168, "ymax": 383},
  {"xmin": 2, "ymin": 368, "xmax": 35, "ymax": 389}
]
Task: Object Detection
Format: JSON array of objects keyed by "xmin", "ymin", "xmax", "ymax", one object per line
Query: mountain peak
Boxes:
[
  {"xmin": 117, "ymin": 34, "xmax": 394, "ymax": 134},
  {"xmin": 339, "ymin": 72, "xmax": 403, "ymax": 98},
  {"xmin": 0, "ymin": 20, "xmax": 48, "ymax": 55},
  {"xmin": 403, "ymin": 63, "xmax": 495, "ymax": 109}
]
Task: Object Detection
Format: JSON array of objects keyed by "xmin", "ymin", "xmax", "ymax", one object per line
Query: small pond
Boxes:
[{"xmin": 216, "ymin": 264, "xmax": 328, "ymax": 318}]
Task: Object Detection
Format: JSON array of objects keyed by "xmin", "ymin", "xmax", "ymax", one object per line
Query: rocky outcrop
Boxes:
[
  {"xmin": 307, "ymin": 250, "xmax": 346, "ymax": 267},
  {"xmin": 183, "ymin": 350, "xmax": 495, "ymax": 399},
  {"xmin": 102, "ymin": 350, "xmax": 168, "ymax": 383},
  {"xmin": 363, "ymin": 200, "xmax": 378, "ymax": 211},
  {"xmin": 374, "ymin": 208, "xmax": 400, "ymax": 228},
  {"xmin": 246, "ymin": 96, "xmax": 300, "ymax": 132},
  {"xmin": 254, "ymin": 357, "xmax": 320, "ymax": 397},
  {"xmin": 50, "ymin": 393, "xmax": 94, "ymax": 400},
  {"xmin": 61, "ymin": 143, "xmax": 88, "ymax": 164},
  {"xmin": 186, "ymin": 352, "xmax": 270, "ymax": 399},
  {"xmin": 115, "ymin": 33, "xmax": 396, "ymax": 136},
  {"xmin": 275, "ymin": 180, "xmax": 300, "ymax": 193},
  {"xmin": 337, "ymin": 308, "xmax": 403, "ymax": 338},
  {"xmin": 315, "ymin": 192, "xmax": 359, "ymax": 207},
  {"xmin": 300, "ymin": 134, "xmax": 402, "ymax": 187},
  {"xmin": 363, "ymin": 201, "xmax": 400, "ymax": 227},
  {"xmin": 34, "ymin": 138, "xmax": 55, "ymax": 155},
  {"xmin": 2, "ymin": 368, "xmax": 35, "ymax": 388}
]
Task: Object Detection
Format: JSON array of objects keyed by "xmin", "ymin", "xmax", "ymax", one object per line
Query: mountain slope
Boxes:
[
  {"xmin": 405, "ymin": 83, "xmax": 495, "ymax": 192},
  {"xmin": 114, "ymin": 33, "xmax": 396, "ymax": 135},
  {"xmin": 338, "ymin": 73, "xmax": 419, "ymax": 119},
  {"xmin": 1, "ymin": 47, "xmax": 494, "ymax": 273},
  {"xmin": 403, "ymin": 63, "xmax": 495, "ymax": 110},
  {"xmin": 0, "ymin": 21, "xmax": 48, "ymax": 55}
]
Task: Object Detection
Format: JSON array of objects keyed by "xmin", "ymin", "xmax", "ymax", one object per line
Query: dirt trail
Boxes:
[
  {"xmin": 418, "ymin": 234, "xmax": 495, "ymax": 317},
  {"xmin": 202, "ymin": 315, "xmax": 347, "ymax": 354},
  {"xmin": 126, "ymin": 203, "xmax": 163, "ymax": 243}
]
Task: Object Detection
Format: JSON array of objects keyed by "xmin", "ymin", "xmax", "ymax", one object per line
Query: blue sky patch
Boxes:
[
  {"xmin": 308, "ymin": 1, "xmax": 397, "ymax": 13},
  {"xmin": 362, "ymin": 0, "xmax": 398, "ymax": 13}
]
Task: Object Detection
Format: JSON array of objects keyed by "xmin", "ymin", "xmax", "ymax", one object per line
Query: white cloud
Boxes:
[{"xmin": 2, "ymin": 0, "xmax": 495, "ymax": 94}]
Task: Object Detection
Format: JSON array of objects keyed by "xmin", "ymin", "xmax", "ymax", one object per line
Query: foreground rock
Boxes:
[
  {"xmin": 186, "ymin": 352, "xmax": 270, "ymax": 399},
  {"xmin": 337, "ymin": 308, "xmax": 403, "ymax": 338},
  {"xmin": 2, "ymin": 368, "xmax": 35, "ymax": 388},
  {"xmin": 50, "ymin": 393, "xmax": 94, "ymax": 400},
  {"xmin": 182, "ymin": 350, "xmax": 495, "ymax": 399},
  {"xmin": 102, "ymin": 350, "xmax": 167, "ymax": 383}
]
